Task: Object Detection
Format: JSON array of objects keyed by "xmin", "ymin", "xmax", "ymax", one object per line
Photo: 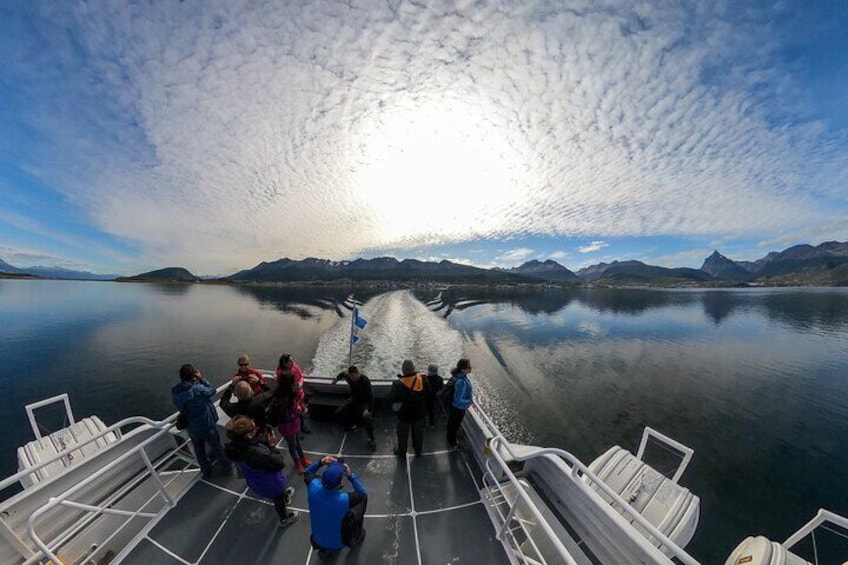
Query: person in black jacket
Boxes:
[
  {"xmin": 389, "ymin": 360, "xmax": 429, "ymax": 457},
  {"xmin": 332, "ymin": 366, "xmax": 376, "ymax": 451},
  {"xmin": 219, "ymin": 381, "xmax": 274, "ymax": 444},
  {"xmin": 423, "ymin": 363, "xmax": 444, "ymax": 428},
  {"xmin": 225, "ymin": 415, "xmax": 299, "ymax": 528}
]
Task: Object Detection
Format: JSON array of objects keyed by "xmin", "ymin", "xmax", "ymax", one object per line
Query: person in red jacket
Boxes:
[
  {"xmin": 232, "ymin": 354, "xmax": 268, "ymax": 395},
  {"xmin": 276, "ymin": 353, "xmax": 310, "ymax": 433}
]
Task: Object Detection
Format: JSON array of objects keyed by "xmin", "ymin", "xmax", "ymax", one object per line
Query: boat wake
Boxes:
[{"xmin": 311, "ymin": 290, "xmax": 465, "ymax": 380}]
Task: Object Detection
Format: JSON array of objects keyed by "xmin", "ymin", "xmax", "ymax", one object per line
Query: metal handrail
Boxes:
[
  {"xmin": 3, "ymin": 378, "xmax": 238, "ymax": 495},
  {"xmin": 481, "ymin": 456, "xmax": 562, "ymax": 564},
  {"xmin": 783, "ymin": 509, "xmax": 848, "ymax": 548},
  {"xmin": 0, "ymin": 416, "xmax": 175, "ymax": 495},
  {"xmin": 471, "ymin": 405, "xmax": 700, "ymax": 565},
  {"xmin": 25, "ymin": 418, "xmax": 190, "ymax": 564},
  {"xmin": 19, "ymin": 440, "xmax": 194, "ymax": 565}
]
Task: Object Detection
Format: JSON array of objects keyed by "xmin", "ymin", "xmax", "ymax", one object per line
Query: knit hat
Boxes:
[
  {"xmin": 322, "ymin": 462, "xmax": 345, "ymax": 489},
  {"xmin": 427, "ymin": 363, "xmax": 439, "ymax": 376},
  {"xmin": 401, "ymin": 359, "xmax": 416, "ymax": 376}
]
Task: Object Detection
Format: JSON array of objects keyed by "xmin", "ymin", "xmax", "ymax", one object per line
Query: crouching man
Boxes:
[{"xmin": 304, "ymin": 455, "xmax": 368, "ymax": 559}]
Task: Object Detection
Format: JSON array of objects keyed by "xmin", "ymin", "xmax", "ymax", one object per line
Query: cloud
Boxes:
[
  {"xmin": 2, "ymin": 1, "xmax": 847, "ymax": 272},
  {"xmin": 496, "ymin": 247, "xmax": 536, "ymax": 265},
  {"xmin": 578, "ymin": 241, "xmax": 609, "ymax": 254}
]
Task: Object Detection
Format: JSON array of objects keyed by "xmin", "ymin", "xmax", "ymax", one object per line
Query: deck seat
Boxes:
[
  {"xmin": 17, "ymin": 416, "xmax": 120, "ymax": 488},
  {"xmin": 587, "ymin": 445, "xmax": 700, "ymax": 555}
]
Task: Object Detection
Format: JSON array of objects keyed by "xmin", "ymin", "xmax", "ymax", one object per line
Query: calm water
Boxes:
[{"xmin": 2, "ymin": 280, "xmax": 848, "ymax": 563}]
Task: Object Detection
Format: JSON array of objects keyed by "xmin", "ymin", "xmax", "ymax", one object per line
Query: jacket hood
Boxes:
[{"xmin": 399, "ymin": 374, "xmax": 423, "ymax": 391}]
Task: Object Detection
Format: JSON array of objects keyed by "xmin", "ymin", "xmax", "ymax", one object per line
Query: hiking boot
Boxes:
[
  {"xmin": 295, "ymin": 460, "xmax": 305, "ymax": 474},
  {"xmin": 284, "ymin": 486, "xmax": 294, "ymax": 506},
  {"xmin": 278, "ymin": 510, "xmax": 299, "ymax": 528},
  {"xmin": 300, "ymin": 456, "xmax": 313, "ymax": 467}
]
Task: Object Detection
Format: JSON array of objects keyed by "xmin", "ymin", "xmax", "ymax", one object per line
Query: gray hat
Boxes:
[
  {"xmin": 427, "ymin": 363, "xmax": 439, "ymax": 376},
  {"xmin": 401, "ymin": 359, "xmax": 416, "ymax": 376}
]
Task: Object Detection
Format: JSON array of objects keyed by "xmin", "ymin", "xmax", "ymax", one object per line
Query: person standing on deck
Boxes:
[
  {"xmin": 232, "ymin": 354, "xmax": 269, "ymax": 395},
  {"xmin": 304, "ymin": 455, "xmax": 368, "ymax": 559},
  {"xmin": 277, "ymin": 353, "xmax": 311, "ymax": 434},
  {"xmin": 219, "ymin": 380, "xmax": 274, "ymax": 446},
  {"xmin": 446, "ymin": 358, "xmax": 474, "ymax": 448},
  {"xmin": 268, "ymin": 371, "xmax": 312, "ymax": 474},
  {"xmin": 332, "ymin": 366, "xmax": 377, "ymax": 451},
  {"xmin": 390, "ymin": 360, "xmax": 428, "ymax": 457},
  {"xmin": 423, "ymin": 363, "xmax": 444, "ymax": 428},
  {"xmin": 225, "ymin": 415, "xmax": 299, "ymax": 528},
  {"xmin": 172, "ymin": 364, "xmax": 230, "ymax": 478}
]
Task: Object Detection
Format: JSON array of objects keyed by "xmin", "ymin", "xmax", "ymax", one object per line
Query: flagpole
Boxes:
[{"xmin": 348, "ymin": 306, "xmax": 356, "ymax": 367}]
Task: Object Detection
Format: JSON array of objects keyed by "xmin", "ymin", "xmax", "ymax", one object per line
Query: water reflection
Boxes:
[
  {"xmin": 232, "ymin": 285, "xmax": 386, "ymax": 319},
  {"xmin": 415, "ymin": 286, "xmax": 848, "ymax": 334}
]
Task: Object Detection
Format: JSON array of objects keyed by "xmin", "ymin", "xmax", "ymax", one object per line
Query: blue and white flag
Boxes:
[
  {"xmin": 350, "ymin": 307, "xmax": 368, "ymax": 345},
  {"xmin": 353, "ymin": 307, "xmax": 368, "ymax": 330}
]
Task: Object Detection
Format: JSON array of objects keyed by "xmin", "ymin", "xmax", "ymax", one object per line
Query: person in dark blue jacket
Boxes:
[
  {"xmin": 446, "ymin": 358, "xmax": 474, "ymax": 448},
  {"xmin": 304, "ymin": 455, "xmax": 368, "ymax": 559},
  {"xmin": 172, "ymin": 364, "xmax": 229, "ymax": 477},
  {"xmin": 225, "ymin": 415, "xmax": 299, "ymax": 527}
]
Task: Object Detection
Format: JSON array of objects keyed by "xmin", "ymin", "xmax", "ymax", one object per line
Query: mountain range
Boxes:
[
  {"xmin": 0, "ymin": 258, "xmax": 119, "ymax": 280},
  {"xmin": 2, "ymin": 240, "xmax": 847, "ymax": 286}
]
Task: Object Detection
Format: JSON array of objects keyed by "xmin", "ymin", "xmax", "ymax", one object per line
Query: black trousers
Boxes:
[
  {"xmin": 335, "ymin": 400, "xmax": 375, "ymax": 440},
  {"xmin": 446, "ymin": 407, "xmax": 467, "ymax": 446},
  {"xmin": 396, "ymin": 418, "xmax": 424, "ymax": 455}
]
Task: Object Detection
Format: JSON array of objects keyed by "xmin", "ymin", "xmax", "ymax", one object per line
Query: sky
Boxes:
[{"xmin": 1, "ymin": 1, "xmax": 847, "ymax": 276}]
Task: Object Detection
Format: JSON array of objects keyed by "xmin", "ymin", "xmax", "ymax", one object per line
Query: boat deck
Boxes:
[{"xmin": 120, "ymin": 410, "xmax": 511, "ymax": 564}]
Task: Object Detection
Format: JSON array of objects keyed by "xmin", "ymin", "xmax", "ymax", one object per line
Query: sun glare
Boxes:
[{"xmin": 353, "ymin": 100, "xmax": 522, "ymax": 241}]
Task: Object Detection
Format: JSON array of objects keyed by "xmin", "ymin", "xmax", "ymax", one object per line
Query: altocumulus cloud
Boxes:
[{"xmin": 3, "ymin": 1, "xmax": 847, "ymax": 272}]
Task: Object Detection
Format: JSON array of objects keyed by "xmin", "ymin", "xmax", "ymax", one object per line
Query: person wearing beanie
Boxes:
[
  {"xmin": 423, "ymin": 363, "xmax": 445, "ymax": 428},
  {"xmin": 224, "ymin": 416, "xmax": 299, "ymax": 528},
  {"xmin": 389, "ymin": 359, "xmax": 429, "ymax": 457},
  {"xmin": 446, "ymin": 358, "xmax": 474, "ymax": 448},
  {"xmin": 304, "ymin": 455, "xmax": 368, "ymax": 558}
]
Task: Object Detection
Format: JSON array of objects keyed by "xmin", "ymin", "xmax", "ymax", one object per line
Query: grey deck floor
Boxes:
[{"xmin": 120, "ymin": 411, "xmax": 511, "ymax": 564}]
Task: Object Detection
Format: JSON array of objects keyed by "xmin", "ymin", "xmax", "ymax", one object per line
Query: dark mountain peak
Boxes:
[
  {"xmin": 701, "ymin": 250, "xmax": 751, "ymax": 282},
  {"xmin": 119, "ymin": 267, "xmax": 199, "ymax": 282},
  {"xmin": 507, "ymin": 259, "xmax": 581, "ymax": 282}
]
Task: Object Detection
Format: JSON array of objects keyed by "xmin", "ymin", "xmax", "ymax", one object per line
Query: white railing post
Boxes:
[{"xmin": 139, "ymin": 448, "xmax": 175, "ymax": 508}]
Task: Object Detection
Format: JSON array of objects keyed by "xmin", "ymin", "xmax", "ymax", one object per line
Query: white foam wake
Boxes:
[{"xmin": 311, "ymin": 290, "xmax": 464, "ymax": 380}]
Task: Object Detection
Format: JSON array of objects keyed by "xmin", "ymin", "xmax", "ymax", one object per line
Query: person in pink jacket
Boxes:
[
  {"xmin": 269, "ymin": 371, "xmax": 312, "ymax": 474},
  {"xmin": 276, "ymin": 353, "xmax": 310, "ymax": 434}
]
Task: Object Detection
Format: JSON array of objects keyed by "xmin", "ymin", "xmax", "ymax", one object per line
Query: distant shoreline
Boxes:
[{"xmin": 4, "ymin": 273, "xmax": 846, "ymax": 289}]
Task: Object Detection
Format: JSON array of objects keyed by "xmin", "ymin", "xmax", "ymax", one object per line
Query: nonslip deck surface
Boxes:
[{"xmin": 120, "ymin": 412, "xmax": 510, "ymax": 564}]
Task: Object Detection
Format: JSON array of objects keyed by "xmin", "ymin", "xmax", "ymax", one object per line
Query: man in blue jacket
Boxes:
[
  {"xmin": 172, "ymin": 364, "xmax": 229, "ymax": 478},
  {"xmin": 304, "ymin": 455, "xmax": 368, "ymax": 558}
]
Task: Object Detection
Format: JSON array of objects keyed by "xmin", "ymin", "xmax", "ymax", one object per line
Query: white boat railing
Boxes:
[
  {"xmin": 23, "ymin": 416, "xmax": 191, "ymax": 565},
  {"xmin": 471, "ymin": 405, "xmax": 700, "ymax": 565},
  {"xmin": 783, "ymin": 509, "xmax": 848, "ymax": 564}
]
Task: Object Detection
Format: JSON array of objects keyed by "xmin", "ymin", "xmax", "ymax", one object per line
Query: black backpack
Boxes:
[{"xmin": 438, "ymin": 377, "xmax": 456, "ymax": 408}]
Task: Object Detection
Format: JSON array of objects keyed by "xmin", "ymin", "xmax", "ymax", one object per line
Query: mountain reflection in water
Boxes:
[{"xmin": 1, "ymin": 281, "xmax": 847, "ymax": 563}]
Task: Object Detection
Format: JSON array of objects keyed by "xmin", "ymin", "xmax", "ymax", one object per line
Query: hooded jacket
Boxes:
[
  {"xmin": 225, "ymin": 435, "xmax": 287, "ymax": 499},
  {"xmin": 171, "ymin": 378, "xmax": 219, "ymax": 435},
  {"xmin": 390, "ymin": 374, "xmax": 429, "ymax": 422}
]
